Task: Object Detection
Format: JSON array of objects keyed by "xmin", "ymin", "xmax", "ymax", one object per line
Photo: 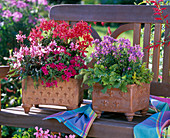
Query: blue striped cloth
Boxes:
[
  {"xmin": 43, "ymin": 104, "xmax": 97, "ymax": 138},
  {"xmin": 134, "ymin": 96, "xmax": 170, "ymax": 138}
]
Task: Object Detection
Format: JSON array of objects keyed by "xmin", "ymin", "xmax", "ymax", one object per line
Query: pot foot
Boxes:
[
  {"xmin": 125, "ymin": 113, "xmax": 135, "ymax": 121},
  {"xmin": 140, "ymin": 108, "xmax": 148, "ymax": 116},
  {"xmin": 34, "ymin": 104, "xmax": 39, "ymax": 108},
  {"xmin": 67, "ymin": 106, "xmax": 79, "ymax": 110},
  {"xmin": 22, "ymin": 104, "xmax": 32, "ymax": 114}
]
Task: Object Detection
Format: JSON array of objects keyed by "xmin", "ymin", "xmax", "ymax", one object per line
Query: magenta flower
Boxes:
[
  {"xmin": 12, "ymin": 12, "xmax": 23, "ymax": 22},
  {"xmin": 2, "ymin": 10, "xmax": 12, "ymax": 18},
  {"xmin": 49, "ymin": 63, "xmax": 56, "ymax": 69},
  {"xmin": 41, "ymin": 66, "xmax": 49, "ymax": 75}
]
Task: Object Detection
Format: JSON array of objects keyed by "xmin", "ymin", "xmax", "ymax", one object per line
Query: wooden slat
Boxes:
[
  {"xmin": 142, "ymin": 23, "xmax": 151, "ymax": 68},
  {"xmin": 111, "ymin": 24, "xmax": 134, "ymax": 39},
  {"xmin": 0, "ymin": 66, "xmax": 9, "ymax": 78},
  {"xmin": 0, "ymin": 106, "xmax": 150, "ymax": 138},
  {"xmin": 152, "ymin": 23, "xmax": 162, "ymax": 82},
  {"xmin": 162, "ymin": 24, "xmax": 170, "ymax": 83},
  {"xmin": 50, "ymin": 5, "xmax": 170, "ymax": 23},
  {"xmin": 150, "ymin": 82, "xmax": 170, "ymax": 97},
  {"xmin": 91, "ymin": 27, "xmax": 101, "ymax": 41},
  {"xmin": 133, "ymin": 23, "xmax": 141, "ymax": 45}
]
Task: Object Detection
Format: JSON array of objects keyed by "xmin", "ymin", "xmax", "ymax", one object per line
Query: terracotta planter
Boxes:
[
  {"xmin": 22, "ymin": 76, "xmax": 83, "ymax": 113},
  {"xmin": 92, "ymin": 83, "xmax": 150, "ymax": 121}
]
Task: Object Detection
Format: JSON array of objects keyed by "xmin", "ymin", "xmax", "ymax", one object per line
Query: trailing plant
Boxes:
[
  {"xmin": 76, "ymin": 36, "xmax": 153, "ymax": 93},
  {"xmin": 7, "ymin": 20, "xmax": 93, "ymax": 88}
]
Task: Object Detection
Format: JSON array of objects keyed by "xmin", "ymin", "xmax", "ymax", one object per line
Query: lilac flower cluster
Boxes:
[{"xmin": 91, "ymin": 36, "xmax": 144, "ymax": 64}]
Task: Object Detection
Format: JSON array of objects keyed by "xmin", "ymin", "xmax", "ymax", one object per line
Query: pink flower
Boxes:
[
  {"xmin": 158, "ymin": 75, "xmax": 162, "ymax": 80},
  {"xmin": 69, "ymin": 42, "xmax": 79, "ymax": 51},
  {"xmin": 41, "ymin": 129, "xmax": 50, "ymax": 138},
  {"xmin": 2, "ymin": 10, "xmax": 12, "ymax": 18},
  {"xmin": 56, "ymin": 63, "xmax": 66, "ymax": 71},
  {"xmin": 62, "ymin": 75, "xmax": 66, "ymax": 81},
  {"xmin": 64, "ymin": 70, "xmax": 72, "ymax": 81},
  {"xmin": 41, "ymin": 66, "xmax": 49, "ymax": 75},
  {"xmin": 16, "ymin": 1, "xmax": 28, "ymax": 8},
  {"xmin": 49, "ymin": 63, "xmax": 56, "ymax": 69},
  {"xmin": 34, "ymin": 126, "xmax": 43, "ymax": 138},
  {"xmin": 12, "ymin": 12, "xmax": 23, "ymax": 22},
  {"xmin": 49, "ymin": 40, "xmax": 57, "ymax": 48},
  {"xmin": 53, "ymin": 80, "xmax": 58, "ymax": 87},
  {"xmin": 16, "ymin": 34, "xmax": 26, "ymax": 42},
  {"xmin": 50, "ymin": 135, "xmax": 57, "ymax": 138},
  {"xmin": 39, "ymin": 0, "xmax": 48, "ymax": 5},
  {"xmin": 0, "ymin": 4, "xmax": 2, "ymax": 9}
]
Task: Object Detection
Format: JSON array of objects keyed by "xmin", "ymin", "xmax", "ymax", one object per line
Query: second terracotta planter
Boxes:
[
  {"xmin": 22, "ymin": 76, "xmax": 83, "ymax": 113},
  {"xmin": 92, "ymin": 83, "xmax": 150, "ymax": 121}
]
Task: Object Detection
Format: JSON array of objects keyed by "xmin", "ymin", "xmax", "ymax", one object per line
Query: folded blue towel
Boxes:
[
  {"xmin": 43, "ymin": 104, "xmax": 97, "ymax": 138},
  {"xmin": 134, "ymin": 96, "xmax": 170, "ymax": 138}
]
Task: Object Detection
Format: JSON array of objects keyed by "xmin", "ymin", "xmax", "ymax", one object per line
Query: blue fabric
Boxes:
[
  {"xmin": 134, "ymin": 96, "xmax": 170, "ymax": 138},
  {"xmin": 43, "ymin": 104, "xmax": 97, "ymax": 138}
]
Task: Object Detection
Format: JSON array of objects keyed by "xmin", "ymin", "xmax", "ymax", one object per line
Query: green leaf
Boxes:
[
  {"xmin": 101, "ymin": 86, "xmax": 108, "ymax": 93},
  {"xmin": 112, "ymin": 81, "xmax": 121, "ymax": 88}
]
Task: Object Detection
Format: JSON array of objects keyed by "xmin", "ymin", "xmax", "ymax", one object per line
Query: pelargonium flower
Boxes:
[{"xmin": 8, "ymin": 20, "xmax": 92, "ymax": 88}]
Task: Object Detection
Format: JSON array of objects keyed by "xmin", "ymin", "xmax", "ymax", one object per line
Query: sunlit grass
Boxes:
[{"xmin": 87, "ymin": 25, "xmax": 143, "ymax": 57}]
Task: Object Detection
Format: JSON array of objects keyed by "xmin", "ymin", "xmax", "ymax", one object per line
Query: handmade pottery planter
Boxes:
[
  {"xmin": 22, "ymin": 76, "xmax": 83, "ymax": 113},
  {"xmin": 92, "ymin": 83, "xmax": 150, "ymax": 121}
]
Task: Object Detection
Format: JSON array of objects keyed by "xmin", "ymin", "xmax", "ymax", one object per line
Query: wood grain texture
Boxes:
[
  {"xmin": 150, "ymin": 82, "xmax": 170, "ymax": 97},
  {"xmin": 50, "ymin": 5, "xmax": 170, "ymax": 23},
  {"xmin": 0, "ymin": 105, "xmax": 150, "ymax": 138},
  {"xmin": 152, "ymin": 23, "xmax": 162, "ymax": 82},
  {"xmin": 0, "ymin": 66, "xmax": 9, "ymax": 78},
  {"xmin": 111, "ymin": 24, "xmax": 134, "ymax": 39},
  {"xmin": 162, "ymin": 24, "xmax": 170, "ymax": 83},
  {"xmin": 142, "ymin": 23, "xmax": 151, "ymax": 67},
  {"xmin": 133, "ymin": 23, "xmax": 141, "ymax": 45}
]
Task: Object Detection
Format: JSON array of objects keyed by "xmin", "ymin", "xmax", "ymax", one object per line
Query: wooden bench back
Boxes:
[{"xmin": 50, "ymin": 5, "xmax": 170, "ymax": 97}]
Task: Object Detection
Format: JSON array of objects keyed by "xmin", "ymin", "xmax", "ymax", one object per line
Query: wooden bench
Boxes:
[{"xmin": 0, "ymin": 4, "xmax": 170, "ymax": 138}]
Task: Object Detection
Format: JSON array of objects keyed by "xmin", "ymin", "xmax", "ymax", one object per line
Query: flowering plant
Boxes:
[
  {"xmin": 76, "ymin": 36, "xmax": 153, "ymax": 93},
  {"xmin": 0, "ymin": 0, "xmax": 49, "ymax": 65},
  {"xmin": 8, "ymin": 20, "xmax": 93, "ymax": 87}
]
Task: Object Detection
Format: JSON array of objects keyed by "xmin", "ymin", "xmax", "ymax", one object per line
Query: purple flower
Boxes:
[
  {"xmin": 0, "ymin": 4, "xmax": 2, "ymax": 9},
  {"xmin": 128, "ymin": 67, "xmax": 131, "ymax": 70},
  {"xmin": 2, "ymin": 10, "xmax": 12, "ymax": 18},
  {"xmin": 12, "ymin": 12, "xmax": 23, "ymax": 22},
  {"xmin": 16, "ymin": 1, "xmax": 28, "ymax": 8}
]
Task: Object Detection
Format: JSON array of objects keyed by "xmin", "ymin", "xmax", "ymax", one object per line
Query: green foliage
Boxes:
[
  {"xmin": 2, "ymin": 126, "xmax": 35, "ymax": 138},
  {"xmin": 1, "ymin": 77, "xmax": 22, "ymax": 109},
  {"xmin": 0, "ymin": 0, "xmax": 49, "ymax": 65},
  {"xmin": 76, "ymin": 36, "xmax": 153, "ymax": 94},
  {"xmin": 77, "ymin": 63, "xmax": 153, "ymax": 93}
]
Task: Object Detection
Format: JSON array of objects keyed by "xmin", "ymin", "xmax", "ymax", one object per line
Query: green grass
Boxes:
[{"xmin": 87, "ymin": 25, "xmax": 133, "ymax": 57}]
